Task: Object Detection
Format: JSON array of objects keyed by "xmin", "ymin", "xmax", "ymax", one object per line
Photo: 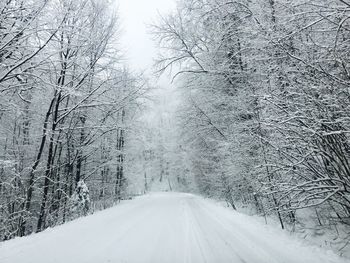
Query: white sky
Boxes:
[
  {"xmin": 117, "ymin": 0, "xmax": 176, "ymax": 71},
  {"xmin": 116, "ymin": 0, "xmax": 179, "ymax": 128}
]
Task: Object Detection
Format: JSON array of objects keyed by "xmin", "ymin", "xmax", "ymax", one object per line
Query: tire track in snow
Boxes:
[{"xmin": 185, "ymin": 196, "xmax": 247, "ymax": 263}]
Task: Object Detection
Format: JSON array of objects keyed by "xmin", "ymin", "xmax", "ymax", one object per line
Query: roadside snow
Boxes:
[{"xmin": 0, "ymin": 192, "xmax": 347, "ymax": 263}]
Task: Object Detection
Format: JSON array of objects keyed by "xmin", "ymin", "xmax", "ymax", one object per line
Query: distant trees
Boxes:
[
  {"xmin": 124, "ymin": 85, "xmax": 193, "ymax": 194},
  {"xmin": 153, "ymin": 0, "xmax": 350, "ymax": 232},
  {"xmin": 0, "ymin": 0, "xmax": 146, "ymax": 240}
]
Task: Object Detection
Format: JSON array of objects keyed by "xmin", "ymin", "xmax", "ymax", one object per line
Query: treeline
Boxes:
[
  {"xmin": 0, "ymin": 0, "xmax": 144, "ymax": 240},
  {"xmin": 153, "ymin": 0, "xmax": 350, "ymax": 233}
]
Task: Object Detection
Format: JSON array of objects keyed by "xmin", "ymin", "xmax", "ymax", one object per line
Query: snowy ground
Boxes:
[{"xmin": 0, "ymin": 192, "xmax": 347, "ymax": 263}]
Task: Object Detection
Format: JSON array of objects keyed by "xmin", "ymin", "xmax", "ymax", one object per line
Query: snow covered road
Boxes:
[{"xmin": 0, "ymin": 192, "xmax": 346, "ymax": 263}]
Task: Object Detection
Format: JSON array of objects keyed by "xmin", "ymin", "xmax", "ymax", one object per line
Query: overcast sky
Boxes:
[
  {"xmin": 116, "ymin": 0, "xmax": 179, "ymax": 124},
  {"xmin": 117, "ymin": 0, "xmax": 176, "ymax": 71}
]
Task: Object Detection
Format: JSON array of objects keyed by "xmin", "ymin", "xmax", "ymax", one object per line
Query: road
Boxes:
[{"xmin": 0, "ymin": 192, "xmax": 345, "ymax": 263}]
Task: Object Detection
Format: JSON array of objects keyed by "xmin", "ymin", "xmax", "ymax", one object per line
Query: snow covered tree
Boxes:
[
  {"xmin": 0, "ymin": 0, "xmax": 147, "ymax": 240},
  {"xmin": 153, "ymin": 0, "xmax": 350, "ymax": 234}
]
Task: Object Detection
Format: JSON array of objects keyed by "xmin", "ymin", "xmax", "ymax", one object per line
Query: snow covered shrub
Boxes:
[
  {"xmin": 0, "ymin": 160, "xmax": 27, "ymax": 240},
  {"xmin": 71, "ymin": 180, "xmax": 91, "ymax": 217}
]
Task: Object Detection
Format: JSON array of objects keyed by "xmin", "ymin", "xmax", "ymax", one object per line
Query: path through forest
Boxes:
[{"xmin": 0, "ymin": 192, "xmax": 345, "ymax": 263}]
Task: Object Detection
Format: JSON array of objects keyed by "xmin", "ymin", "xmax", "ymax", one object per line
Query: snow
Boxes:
[{"xmin": 0, "ymin": 192, "xmax": 347, "ymax": 263}]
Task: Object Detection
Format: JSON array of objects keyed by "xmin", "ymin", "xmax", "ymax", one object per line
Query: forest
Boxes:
[
  {"xmin": 0, "ymin": 0, "xmax": 147, "ymax": 239},
  {"xmin": 1, "ymin": 0, "xmax": 350, "ymax": 258}
]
